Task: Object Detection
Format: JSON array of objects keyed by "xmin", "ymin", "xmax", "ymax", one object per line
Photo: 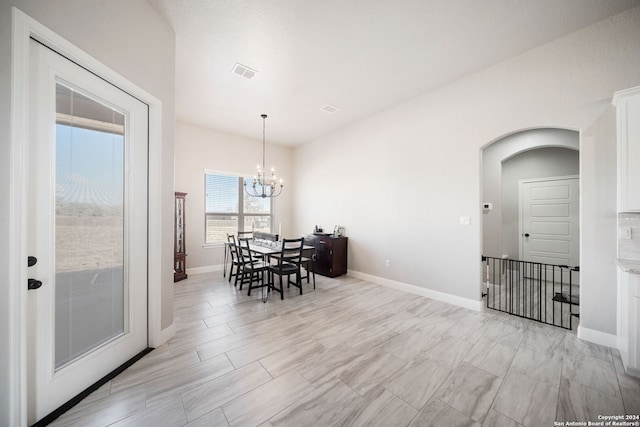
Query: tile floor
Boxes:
[{"xmin": 50, "ymin": 272, "xmax": 640, "ymax": 426}]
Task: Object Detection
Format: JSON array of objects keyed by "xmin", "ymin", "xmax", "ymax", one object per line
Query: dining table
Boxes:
[{"xmin": 223, "ymin": 239, "xmax": 314, "ymax": 277}]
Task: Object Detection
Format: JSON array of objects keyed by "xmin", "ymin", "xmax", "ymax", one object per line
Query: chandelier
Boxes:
[{"xmin": 244, "ymin": 114, "xmax": 284, "ymax": 198}]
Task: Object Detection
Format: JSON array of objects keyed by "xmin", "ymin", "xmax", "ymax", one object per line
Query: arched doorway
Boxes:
[
  {"xmin": 480, "ymin": 128, "xmax": 580, "ymax": 329},
  {"xmin": 482, "ymin": 128, "xmax": 579, "ymax": 260}
]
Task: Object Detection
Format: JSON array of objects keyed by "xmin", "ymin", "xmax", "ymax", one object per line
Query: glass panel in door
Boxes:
[{"xmin": 54, "ymin": 83, "xmax": 127, "ymax": 369}]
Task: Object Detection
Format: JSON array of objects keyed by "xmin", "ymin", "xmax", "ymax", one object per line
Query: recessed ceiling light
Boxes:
[
  {"xmin": 232, "ymin": 63, "xmax": 257, "ymax": 80},
  {"xmin": 321, "ymin": 104, "xmax": 340, "ymax": 114}
]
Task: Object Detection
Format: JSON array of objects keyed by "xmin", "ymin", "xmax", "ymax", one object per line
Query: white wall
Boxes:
[
  {"xmin": 501, "ymin": 146, "xmax": 579, "ymax": 259},
  {"xmin": 0, "ymin": 1, "xmax": 175, "ymax": 423},
  {"xmin": 581, "ymin": 108, "xmax": 618, "ymax": 340},
  {"xmin": 292, "ymin": 7, "xmax": 640, "ymax": 332},
  {"xmin": 174, "ymin": 121, "xmax": 294, "ymax": 272},
  {"xmin": 482, "ymin": 129, "xmax": 579, "ymax": 259}
]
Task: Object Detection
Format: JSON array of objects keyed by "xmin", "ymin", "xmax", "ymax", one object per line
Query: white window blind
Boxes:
[{"xmin": 204, "ymin": 173, "xmax": 272, "ymax": 244}]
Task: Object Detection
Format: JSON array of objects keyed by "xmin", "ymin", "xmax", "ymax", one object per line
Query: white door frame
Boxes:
[
  {"xmin": 518, "ymin": 174, "xmax": 580, "ymax": 265},
  {"xmin": 10, "ymin": 8, "xmax": 166, "ymax": 425}
]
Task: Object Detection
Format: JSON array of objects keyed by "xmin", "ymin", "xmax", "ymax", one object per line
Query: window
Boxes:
[{"xmin": 205, "ymin": 173, "xmax": 272, "ymax": 244}]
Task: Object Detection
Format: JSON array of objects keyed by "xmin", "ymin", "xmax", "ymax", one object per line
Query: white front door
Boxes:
[
  {"xmin": 27, "ymin": 39, "xmax": 149, "ymax": 423},
  {"xmin": 520, "ymin": 176, "xmax": 579, "ymax": 267}
]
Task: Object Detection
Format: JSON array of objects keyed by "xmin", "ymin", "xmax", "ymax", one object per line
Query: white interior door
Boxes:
[
  {"xmin": 27, "ymin": 39, "xmax": 149, "ymax": 423},
  {"xmin": 520, "ymin": 176, "xmax": 579, "ymax": 267}
]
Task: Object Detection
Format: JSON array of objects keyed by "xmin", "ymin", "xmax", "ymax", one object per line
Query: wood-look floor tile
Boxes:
[
  {"xmin": 463, "ymin": 336, "xmax": 516, "ymax": 378},
  {"xmin": 409, "ymin": 398, "xmax": 481, "ymax": 427},
  {"xmin": 519, "ymin": 327, "xmax": 566, "ymax": 352},
  {"xmin": 418, "ymin": 334, "xmax": 474, "ymax": 369},
  {"xmin": 222, "ymin": 370, "xmax": 314, "ymax": 427},
  {"xmin": 195, "ymin": 329, "xmax": 262, "ymax": 361},
  {"xmin": 562, "ymin": 349, "xmax": 620, "ymax": 397},
  {"xmin": 416, "ymin": 316, "xmax": 463, "ymax": 339},
  {"xmin": 144, "ymin": 353, "xmax": 236, "ymax": 407},
  {"xmin": 346, "ymin": 387, "xmax": 418, "ymax": 427},
  {"xmin": 556, "ymin": 377, "xmax": 625, "ymax": 422},
  {"xmin": 48, "ymin": 273, "xmax": 632, "ymax": 427},
  {"xmin": 377, "ymin": 328, "xmax": 439, "ymax": 362},
  {"xmin": 482, "ymin": 409, "xmax": 523, "ymax": 427},
  {"xmin": 269, "ymin": 378, "xmax": 363, "ymax": 426},
  {"xmin": 183, "ymin": 408, "xmax": 229, "ymax": 427},
  {"xmin": 181, "ymin": 362, "xmax": 272, "ymax": 422},
  {"xmin": 509, "ymin": 345, "xmax": 563, "ymax": 385},
  {"xmin": 446, "ymin": 312, "xmax": 489, "ymax": 343},
  {"xmin": 345, "ymin": 323, "xmax": 399, "ymax": 353},
  {"xmin": 167, "ymin": 323, "xmax": 235, "ymax": 354},
  {"xmin": 49, "ymin": 384, "xmax": 146, "ymax": 427},
  {"xmin": 258, "ymin": 338, "xmax": 326, "ymax": 377},
  {"xmin": 338, "ymin": 350, "xmax": 407, "ymax": 396},
  {"xmin": 296, "ymin": 343, "xmax": 363, "ymax": 385},
  {"xmin": 385, "ymin": 357, "xmax": 451, "ymax": 410},
  {"xmin": 564, "ymin": 333, "xmax": 613, "ymax": 364},
  {"xmin": 434, "ymin": 362, "xmax": 502, "ymax": 422},
  {"xmin": 110, "ymin": 350, "xmax": 202, "ymax": 394},
  {"xmin": 110, "ymin": 395, "xmax": 187, "ymax": 427},
  {"xmin": 479, "ymin": 319, "xmax": 524, "ymax": 349},
  {"xmin": 492, "ymin": 370, "xmax": 558, "ymax": 426},
  {"xmin": 225, "ymin": 334, "xmax": 299, "ymax": 368}
]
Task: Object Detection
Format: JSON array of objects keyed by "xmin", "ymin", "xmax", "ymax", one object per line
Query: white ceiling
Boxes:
[{"xmin": 148, "ymin": 0, "xmax": 640, "ymax": 146}]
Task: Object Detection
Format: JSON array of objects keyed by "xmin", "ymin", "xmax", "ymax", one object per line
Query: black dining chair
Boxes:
[
  {"xmin": 267, "ymin": 237, "xmax": 304, "ymax": 299},
  {"xmin": 226, "ymin": 234, "xmax": 242, "ymax": 285},
  {"xmin": 299, "ymin": 250, "xmax": 316, "ymax": 289},
  {"xmin": 237, "ymin": 230, "xmax": 253, "ymax": 239},
  {"xmin": 237, "ymin": 237, "xmax": 270, "ymax": 298}
]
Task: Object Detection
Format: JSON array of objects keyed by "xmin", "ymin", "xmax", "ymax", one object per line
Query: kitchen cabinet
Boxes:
[
  {"xmin": 613, "ymin": 86, "xmax": 640, "ymax": 211},
  {"xmin": 617, "ymin": 264, "xmax": 640, "ymax": 378}
]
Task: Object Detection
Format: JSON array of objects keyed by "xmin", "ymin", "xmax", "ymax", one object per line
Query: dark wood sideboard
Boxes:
[{"xmin": 304, "ymin": 234, "xmax": 348, "ymax": 277}]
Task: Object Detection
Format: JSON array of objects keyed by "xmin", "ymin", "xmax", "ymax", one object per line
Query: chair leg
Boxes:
[
  {"xmin": 305, "ymin": 261, "xmax": 310, "ymax": 284},
  {"xmin": 298, "ymin": 269, "xmax": 303, "ymax": 295},
  {"xmin": 238, "ymin": 269, "xmax": 245, "ymax": 290},
  {"xmin": 234, "ymin": 267, "xmax": 240, "ymax": 287},
  {"xmin": 228, "ymin": 263, "xmax": 233, "ymax": 283},
  {"xmin": 279, "ymin": 275, "xmax": 284, "ymax": 300}
]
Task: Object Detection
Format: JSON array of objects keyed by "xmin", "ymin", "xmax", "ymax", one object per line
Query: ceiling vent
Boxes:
[
  {"xmin": 321, "ymin": 104, "xmax": 340, "ymax": 114},
  {"xmin": 232, "ymin": 63, "xmax": 257, "ymax": 80}
]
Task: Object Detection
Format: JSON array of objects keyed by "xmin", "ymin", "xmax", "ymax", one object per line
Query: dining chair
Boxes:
[
  {"xmin": 267, "ymin": 237, "xmax": 304, "ymax": 299},
  {"xmin": 226, "ymin": 234, "xmax": 241, "ymax": 285},
  {"xmin": 237, "ymin": 230, "xmax": 253, "ymax": 239},
  {"xmin": 237, "ymin": 230, "xmax": 265, "ymax": 260},
  {"xmin": 299, "ymin": 250, "xmax": 316, "ymax": 289},
  {"xmin": 237, "ymin": 237, "xmax": 270, "ymax": 298}
]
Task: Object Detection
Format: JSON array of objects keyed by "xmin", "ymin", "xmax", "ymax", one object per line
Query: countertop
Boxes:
[{"xmin": 618, "ymin": 259, "xmax": 640, "ymax": 274}]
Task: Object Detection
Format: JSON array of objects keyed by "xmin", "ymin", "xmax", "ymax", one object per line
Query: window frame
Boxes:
[{"xmin": 204, "ymin": 171, "xmax": 273, "ymax": 246}]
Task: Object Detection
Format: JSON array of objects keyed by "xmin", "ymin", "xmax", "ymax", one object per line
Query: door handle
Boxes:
[
  {"xmin": 524, "ymin": 233, "xmax": 530, "ymax": 238},
  {"xmin": 28, "ymin": 279, "xmax": 42, "ymax": 290},
  {"xmin": 28, "ymin": 256, "xmax": 37, "ymax": 267}
]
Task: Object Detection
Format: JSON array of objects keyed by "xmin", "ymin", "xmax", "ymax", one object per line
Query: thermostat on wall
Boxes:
[{"xmin": 483, "ymin": 202, "xmax": 493, "ymax": 210}]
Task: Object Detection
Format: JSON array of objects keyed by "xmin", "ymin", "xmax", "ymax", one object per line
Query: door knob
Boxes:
[
  {"xmin": 524, "ymin": 233, "xmax": 530, "ymax": 238},
  {"xmin": 28, "ymin": 279, "xmax": 42, "ymax": 290},
  {"xmin": 28, "ymin": 256, "xmax": 37, "ymax": 267}
]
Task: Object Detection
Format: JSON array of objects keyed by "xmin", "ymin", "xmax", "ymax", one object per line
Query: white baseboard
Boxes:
[
  {"xmin": 188, "ymin": 264, "xmax": 224, "ymax": 275},
  {"xmin": 347, "ymin": 269, "xmax": 482, "ymax": 312},
  {"xmin": 577, "ymin": 325, "xmax": 618, "ymax": 348},
  {"xmin": 154, "ymin": 323, "xmax": 175, "ymax": 347}
]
